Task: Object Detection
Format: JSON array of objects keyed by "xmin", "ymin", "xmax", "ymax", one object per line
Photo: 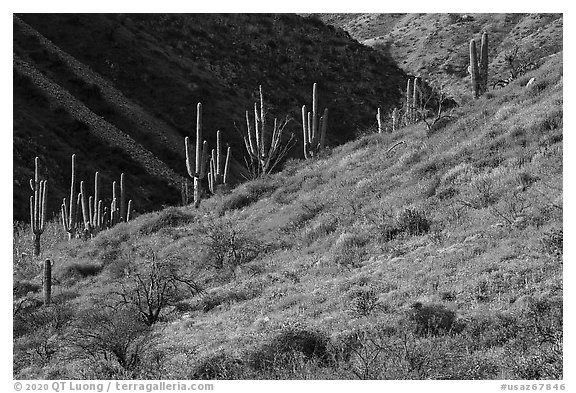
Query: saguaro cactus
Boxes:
[
  {"xmin": 479, "ymin": 32, "xmax": 489, "ymax": 94},
  {"xmin": 244, "ymin": 85, "xmax": 293, "ymax": 175},
  {"xmin": 412, "ymin": 77, "xmax": 420, "ymax": 121},
  {"xmin": 302, "ymin": 83, "xmax": 328, "ymax": 159},
  {"xmin": 406, "ymin": 78, "xmax": 413, "ymax": 124},
  {"xmin": 126, "ymin": 200, "xmax": 133, "ymax": 221},
  {"xmin": 92, "ymin": 171, "xmax": 100, "ymax": 227},
  {"xmin": 120, "ymin": 173, "xmax": 126, "ymax": 222},
  {"xmin": 43, "ymin": 259, "xmax": 52, "ymax": 306},
  {"xmin": 376, "ymin": 108, "xmax": 383, "ymax": 133},
  {"xmin": 469, "ymin": 39, "xmax": 481, "ymax": 98},
  {"xmin": 392, "ymin": 108, "xmax": 398, "ymax": 132},
  {"xmin": 208, "ymin": 131, "xmax": 231, "ymax": 194},
  {"xmin": 185, "ymin": 103, "xmax": 209, "ymax": 208},
  {"xmin": 80, "ymin": 180, "xmax": 92, "ymax": 236},
  {"xmin": 30, "ymin": 157, "xmax": 48, "ymax": 256},
  {"xmin": 61, "ymin": 154, "xmax": 77, "ymax": 240}
]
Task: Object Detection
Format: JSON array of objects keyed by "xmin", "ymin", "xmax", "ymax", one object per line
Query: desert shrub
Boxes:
[
  {"xmin": 407, "ymin": 302, "xmax": 459, "ymax": 336},
  {"xmin": 68, "ymin": 306, "xmax": 152, "ymax": 372},
  {"xmin": 190, "ymin": 352, "xmax": 244, "ymax": 379},
  {"xmin": 58, "ymin": 261, "xmax": 103, "ymax": 282},
  {"xmin": 330, "ymin": 231, "xmax": 369, "ymax": 269},
  {"xmin": 462, "ymin": 312, "xmax": 520, "ymax": 350},
  {"xmin": 13, "ymin": 302, "xmax": 75, "ymax": 375},
  {"xmin": 348, "ymin": 286, "xmax": 379, "ymax": 317},
  {"xmin": 247, "ymin": 327, "xmax": 332, "ymax": 371},
  {"xmin": 200, "ymin": 217, "xmax": 264, "ymax": 271},
  {"xmin": 396, "ymin": 208, "xmax": 431, "ymax": 236},
  {"xmin": 113, "ymin": 251, "xmax": 203, "ymax": 325},
  {"xmin": 541, "ymin": 227, "xmax": 562, "ymax": 262}
]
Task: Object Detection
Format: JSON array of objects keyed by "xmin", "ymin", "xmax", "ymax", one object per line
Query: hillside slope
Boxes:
[
  {"xmin": 315, "ymin": 13, "xmax": 562, "ymax": 100},
  {"xmin": 14, "ymin": 13, "xmax": 407, "ymax": 220},
  {"xmin": 13, "ymin": 51, "xmax": 562, "ymax": 379}
]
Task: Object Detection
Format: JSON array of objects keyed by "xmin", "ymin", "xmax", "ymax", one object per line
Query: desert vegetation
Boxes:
[{"xmin": 13, "ymin": 13, "xmax": 562, "ymax": 380}]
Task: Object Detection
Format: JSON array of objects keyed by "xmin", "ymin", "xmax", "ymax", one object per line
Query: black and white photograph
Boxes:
[{"xmin": 11, "ymin": 10, "xmax": 564, "ymax": 386}]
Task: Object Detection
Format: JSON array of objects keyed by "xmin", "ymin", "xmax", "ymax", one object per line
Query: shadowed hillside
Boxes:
[{"xmin": 14, "ymin": 13, "xmax": 407, "ymax": 220}]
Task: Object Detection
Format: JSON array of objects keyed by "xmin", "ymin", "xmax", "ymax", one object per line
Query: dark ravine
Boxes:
[{"xmin": 14, "ymin": 13, "xmax": 408, "ymax": 221}]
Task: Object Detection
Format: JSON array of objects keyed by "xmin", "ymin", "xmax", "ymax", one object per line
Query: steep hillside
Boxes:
[
  {"xmin": 315, "ymin": 13, "xmax": 562, "ymax": 100},
  {"xmin": 14, "ymin": 13, "xmax": 407, "ymax": 220},
  {"xmin": 13, "ymin": 51, "xmax": 562, "ymax": 379}
]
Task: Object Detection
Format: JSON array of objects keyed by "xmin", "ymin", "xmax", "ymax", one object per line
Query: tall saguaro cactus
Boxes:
[
  {"xmin": 412, "ymin": 77, "xmax": 420, "ymax": 121},
  {"xmin": 302, "ymin": 83, "xmax": 328, "ymax": 159},
  {"xmin": 244, "ymin": 85, "xmax": 293, "ymax": 175},
  {"xmin": 43, "ymin": 259, "xmax": 52, "ymax": 306},
  {"xmin": 79, "ymin": 180, "xmax": 91, "ymax": 236},
  {"xmin": 61, "ymin": 154, "xmax": 77, "ymax": 240},
  {"xmin": 469, "ymin": 39, "xmax": 481, "ymax": 98},
  {"xmin": 185, "ymin": 104, "xmax": 209, "ymax": 208},
  {"xmin": 30, "ymin": 157, "xmax": 48, "ymax": 256},
  {"xmin": 120, "ymin": 173, "xmax": 126, "ymax": 222},
  {"xmin": 479, "ymin": 32, "xmax": 489, "ymax": 94},
  {"xmin": 406, "ymin": 78, "xmax": 413, "ymax": 124}
]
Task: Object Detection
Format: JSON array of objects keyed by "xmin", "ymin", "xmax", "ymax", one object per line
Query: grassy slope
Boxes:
[
  {"xmin": 14, "ymin": 13, "xmax": 407, "ymax": 220},
  {"xmin": 13, "ymin": 53, "xmax": 562, "ymax": 379}
]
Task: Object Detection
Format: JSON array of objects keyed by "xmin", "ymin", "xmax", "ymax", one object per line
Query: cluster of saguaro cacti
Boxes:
[
  {"xmin": 404, "ymin": 77, "xmax": 422, "ymax": 125},
  {"xmin": 302, "ymin": 83, "xmax": 328, "ymax": 159},
  {"xmin": 208, "ymin": 130, "xmax": 231, "ymax": 194},
  {"xmin": 60, "ymin": 154, "xmax": 132, "ymax": 240},
  {"xmin": 30, "ymin": 157, "xmax": 48, "ymax": 256},
  {"xmin": 107, "ymin": 173, "xmax": 132, "ymax": 227},
  {"xmin": 469, "ymin": 32, "xmax": 489, "ymax": 98},
  {"xmin": 243, "ymin": 85, "xmax": 293, "ymax": 175},
  {"xmin": 185, "ymin": 103, "xmax": 233, "ymax": 206}
]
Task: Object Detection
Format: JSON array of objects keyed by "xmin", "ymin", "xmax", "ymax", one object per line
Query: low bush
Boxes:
[
  {"xmin": 58, "ymin": 261, "xmax": 103, "ymax": 282},
  {"xmin": 190, "ymin": 352, "xmax": 244, "ymax": 379},
  {"xmin": 247, "ymin": 327, "xmax": 332, "ymax": 371},
  {"xmin": 396, "ymin": 208, "xmax": 431, "ymax": 236},
  {"xmin": 330, "ymin": 231, "xmax": 369, "ymax": 269},
  {"xmin": 348, "ymin": 286, "xmax": 379, "ymax": 317},
  {"xmin": 541, "ymin": 228, "xmax": 562, "ymax": 262},
  {"xmin": 407, "ymin": 302, "xmax": 460, "ymax": 336}
]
